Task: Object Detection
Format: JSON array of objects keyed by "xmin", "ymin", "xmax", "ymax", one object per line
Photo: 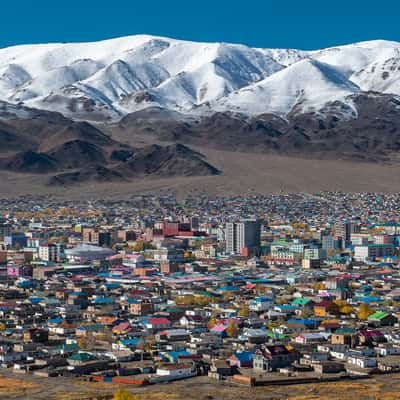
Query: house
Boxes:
[
  {"xmin": 331, "ymin": 328, "xmax": 358, "ymax": 346},
  {"xmin": 239, "ymin": 328, "xmax": 268, "ymax": 344},
  {"xmin": 143, "ymin": 317, "xmax": 171, "ymax": 331},
  {"xmin": 112, "ymin": 322, "xmax": 135, "ymax": 335},
  {"xmin": 157, "ymin": 329, "xmax": 190, "ymax": 342},
  {"xmin": 156, "ymin": 363, "xmax": 196, "ymax": 378},
  {"xmin": 358, "ymin": 330, "xmax": 386, "ymax": 346},
  {"xmin": 210, "ymin": 324, "xmax": 228, "ymax": 338},
  {"xmin": 295, "ymin": 332, "xmax": 328, "ymax": 345},
  {"xmin": 300, "ymin": 352, "xmax": 329, "ymax": 365},
  {"xmin": 249, "ymin": 297, "xmax": 273, "ymax": 312},
  {"xmin": 228, "ymin": 351, "xmax": 253, "ymax": 368},
  {"xmin": 374, "ymin": 344, "xmax": 400, "ymax": 356},
  {"xmin": 209, "ymin": 359, "xmax": 233, "ymax": 376},
  {"xmin": 180, "ymin": 315, "xmax": 206, "ymax": 328},
  {"xmin": 253, "ymin": 345, "xmax": 299, "ymax": 372},
  {"xmin": 23, "ymin": 328, "xmax": 48, "ymax": 343},
  {"xmin": 126, "ymin": 299, "xmax": 154, "ymax": 316},
  {"xmin": 378, "ymin": 356, "xmax": 400, "ymax": 372},
  {"xmin": 367, "ymin": 311, "xmax": 397, "ymax": 327},
  {"xmin": 347, "ymin": 356, "xmax": 377, "ymax": 369},
  {"xmin": 67, "ymin": 352, "xmax": 98, "ymax": 366},
  {"xmin": 112, "ymin": 338, "xmax": 142, "ymax": 351},
  {"xmin": 313, "ymin": 301, "xmax": 334, "ymax": 317},
  {"xmin": 313, "ymin": 361, "xmax": 345, "ymax": 374},
  {"xmin": 291, "ymin": 298, "xmax": 314, "ymax": 310}
]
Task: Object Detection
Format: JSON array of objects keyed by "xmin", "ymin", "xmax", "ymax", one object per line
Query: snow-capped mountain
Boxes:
[{"xmin": 1, "ymin": 35, "xmax": 400, "ymax": 120}]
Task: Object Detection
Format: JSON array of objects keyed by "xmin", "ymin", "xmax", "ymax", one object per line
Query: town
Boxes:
[{"xmin": 0, "ymin": 192, "xmax": 399, "ymax": 398}]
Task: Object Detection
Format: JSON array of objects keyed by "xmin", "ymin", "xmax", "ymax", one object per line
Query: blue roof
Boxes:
[
  {"xmin": 167, "ymin": 350, "xmax": 191, "ymax": 357},
  {"xmin": 120, "ymin": 338, "xmax": 141, "ymax": 346},
  {"xmin": 49, "ymin": 317, "xmax": 64, "ymax": 324},
  {"xmin": 254, "ymin": 296, "xmax": 273, "ymax": 302},
  {"xmin": 276, "ymin": 305, "xmax": 297, "ymax": 311},
  {"xmin": 29, "ymin": 297, "xmax": 44, "ymax": 303},
  {"xmin": 17, "ymin": 281, "xmax": 37, "ymax": 288},
  {"xmin": 218, "ymin": 286, "xmax": 239, "ymax": 292},
  {"xmin": 93, "ymin": 297, "xmax": 114, "ymax": 304},
  {"xmin": 233, "ymin": 351, "xmax": 253, "ymax": 362},
  {"xmin": 357, "ymin": 296, "xmax": 382, "ymax": 303},
  {"xmin": 104, "ymin": 283, "xmax": 120, "ymax": 289},
  {"xmin": 287, "ymin": 319, "xmax": 319, "ymax": 327}
]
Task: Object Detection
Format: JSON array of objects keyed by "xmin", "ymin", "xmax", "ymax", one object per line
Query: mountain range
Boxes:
[{"xmin": 0, "ymin": 35, "xmax": 400, "ymax": 191}]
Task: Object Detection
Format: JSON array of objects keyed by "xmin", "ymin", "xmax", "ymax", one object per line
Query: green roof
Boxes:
[
  {"xmin": 291, "ymin": 298, "xmax": 312, "ymax": 306},
  {"xmin": 368, "ymin": 311, "xmax": 389, "ymax": 320},
  {"xmin": 334, "ymin": 327, "xmax": 357, "ymax": 334},
  {"xmin": 58, "ymin": 343, "xmax": 79, "ymax": 352},
  {"xmin": 68, "ymin": 352, "xmax": 97, "ymax": 361}
]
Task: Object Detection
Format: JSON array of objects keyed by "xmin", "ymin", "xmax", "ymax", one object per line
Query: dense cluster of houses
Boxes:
[{"xmin": 0, "ymin": 193, "xmax": 398, "ymax": 386}]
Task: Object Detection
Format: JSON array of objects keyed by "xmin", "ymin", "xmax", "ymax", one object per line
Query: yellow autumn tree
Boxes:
[
  {"xmin": 194, "ymin": 295, "xmax": 212, "ymax": 307},
  {"xmin": 113, "ymin": 389, "xmax": 134, "ymax": 400},
  {"xmin": 226, "ymin": 321, "xmax": 239, "ymax": 338},
  {"xmin": 340, "ymin": 305, "xmax": 354, "ymax": 315},
  {"xmin": 238, "ymin": 305, "xmax": 249, "ymax": 317},
  {"xmin": 358, "ymin": 303, "xmax": 374, "ymax": 320},
  {"xmin": 207, "ymin": 316, "xmax": 217, "ymax": 329}
]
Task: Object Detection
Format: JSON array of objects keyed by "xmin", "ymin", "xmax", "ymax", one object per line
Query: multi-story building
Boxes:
[
  {"xmin": 322, "ymin": 235, "xmax": 341, "ymax": 250},
  {"xmin": 38, "ymin": 244, "xmax": 58, "ymax": 262},
  {"xmin": 334, "ymin": 222, "xmax": 360, "ymax": 247},
  {"xmin": 304, "ymin": 248, "xmax": 326, "ymax": 260},
  {"xmin": 354, "ymin": 244, "xmax": 395, "ymax": 262},
  {"xmin": 225, "ymin": 220, "xmax": 261, "ymax": 255},
  {"xmin": 0, "ymin": 224, "xmax": 12, "ymax": 239}
]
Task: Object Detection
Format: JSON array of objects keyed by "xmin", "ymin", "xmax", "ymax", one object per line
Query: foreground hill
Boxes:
[{"xmin": 0, "ymin": 102, "xmax": 220, "ymax": 186}]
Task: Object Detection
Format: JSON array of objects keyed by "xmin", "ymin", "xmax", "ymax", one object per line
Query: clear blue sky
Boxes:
[{"xmin": 1, "ymin": 0, "xmax": 399, "ymax": 50}]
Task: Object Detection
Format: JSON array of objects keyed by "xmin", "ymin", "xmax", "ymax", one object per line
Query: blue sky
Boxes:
[{"xmin": 1, "ymin": 0, "xmax": 399, "ymax": 49}]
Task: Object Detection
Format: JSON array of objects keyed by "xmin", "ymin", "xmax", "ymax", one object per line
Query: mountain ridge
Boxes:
[{"xmin": 1, "ymin": 35, "xmax": 400, "ymax": 121}]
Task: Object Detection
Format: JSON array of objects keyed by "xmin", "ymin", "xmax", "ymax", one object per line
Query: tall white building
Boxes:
[
  {"xmin": 354, "ymin": 244, "xmax": 395, "ymax": 262},
  {"xmin": 225, "ymin": 220, "xmax": 261, "ymax": 255}
]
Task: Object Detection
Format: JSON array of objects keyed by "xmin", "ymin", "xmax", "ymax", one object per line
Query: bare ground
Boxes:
[
  {"xmin": 2, "ymin": 372, "xmax": 400, "ymax": 400},
  {"xmin": 0, "ymin": 148, "xmax": 399, "ymax": 199},
  {"xmin": 0, "ymin": 125, "xmax": 399, "ymax": 198}
]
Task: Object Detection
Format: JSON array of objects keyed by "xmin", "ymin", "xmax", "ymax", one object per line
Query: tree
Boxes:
[
  {"xmin": 226, "ymin": 321, "xmax": 239, "ymax": 338},
  {"xmin": 340, "ymin": 305, "xmax": 354, "ymax": 315},
  {"xmin": 176, "ymin": 295, "xmax": 195, "ymax": 305},
  {"xmin": 113, "ymin": 389, "xmax": 134, "ymax": 400},
  {"xmin": 313, "ymin": 282, "xmax": 325, "ymax": 292},
  {"xmin": 358, "ymin": 303, "xmax": 374, "ymax": 320},
  {"xmin": 222, "ymin": 292, "xmax": 232, "ymax": 301},
  {"xmin": 137, "ymin": 334, "xmax": 156, "ymax": 361},
  {"xmin": 132, "ymin": 240, "xmax": 143, "ymax": 252},
  {"xmin": 78, "ymin": 331, "xmax": 95, "ymax": 350},
  {"xmin": 238, "ymin": 305, "xmax": 249, "ymax": 317},
  {"xmin": 327, "ymin": 302, "xmax": 340, "ymax": 316},
  {"xmin": 207, "ymin": 316, "xmax": 217, "ymax": 329},
  {"xmin": 194, "ymin": 295, "xmax": 212, "ymax": 307}
]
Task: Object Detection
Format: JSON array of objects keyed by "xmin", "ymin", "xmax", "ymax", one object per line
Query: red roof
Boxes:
[
  {"xmin": 315, "ymin": 300, "xmax": 333, "ymax": 308},
  {"xmin": 147, "ymin": 318, "xmax": 170, "ymax": 325}
]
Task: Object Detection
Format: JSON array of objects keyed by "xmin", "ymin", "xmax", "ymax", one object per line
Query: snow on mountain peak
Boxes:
[{"xmin": 0, "ymin": 35, "xmax": 399, "ymax": 120}]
